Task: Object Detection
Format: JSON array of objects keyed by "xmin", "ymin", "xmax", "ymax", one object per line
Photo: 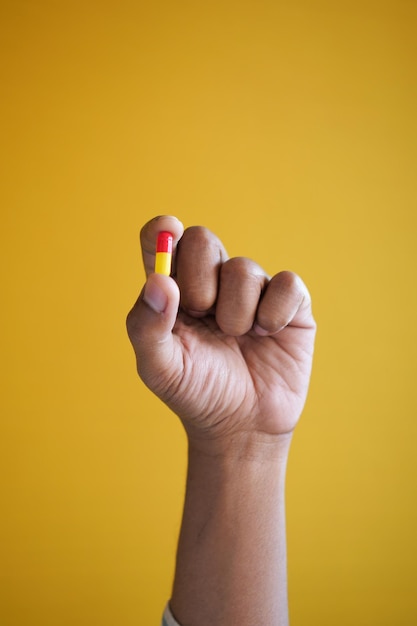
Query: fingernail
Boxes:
[
  {"xmin": 253, "ymin": 323, "xmax": 269, "ymax": 336},
  {"xmin": 253, "ymin": 323, "xmax": 286, "ymax": 336},
  {"xmin": 143, "ymin": 280, "xmax": 168, "ymax": 313}
]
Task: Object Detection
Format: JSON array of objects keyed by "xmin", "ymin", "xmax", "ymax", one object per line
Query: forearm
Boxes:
[{"xmin": 170, "ymin": 433, "xmax": 293, "ymax": 626}]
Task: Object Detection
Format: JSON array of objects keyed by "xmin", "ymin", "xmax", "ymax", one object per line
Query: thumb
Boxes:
[{"xmin": 126, "ymin": 272, "xmax": 181, "ymax": 394}]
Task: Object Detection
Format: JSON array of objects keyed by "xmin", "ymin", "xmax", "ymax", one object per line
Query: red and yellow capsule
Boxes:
[{"xmin": 155, "ymin": 231, "xmax": 173, "ymax": 276}]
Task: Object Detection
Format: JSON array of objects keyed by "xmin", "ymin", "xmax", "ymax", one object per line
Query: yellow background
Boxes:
[{"xmin": 1, "ymin": 1, "xmax": 416, "ymax": 624}]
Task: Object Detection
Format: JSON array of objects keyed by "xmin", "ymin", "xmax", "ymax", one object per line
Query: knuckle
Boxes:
[
  {"xmin": 217, "ymin": 258, "xmax": 265, "ymax": 336},
  {"xmin": 177, "ymin": 227, "xmax": 221, "ymax": 312},
  {"xmin": 181, "ymin": 225, "xmax": 212, "ymax": 247},
  {"xmin": 256, "ymin": 271, "xmax": 306, "ymax": 332},
  {"xmin": 275, "ymin": 270, "xmax": 298, "ymax": 290},
  {"xmin": 221, "ymin": 256, "xmax": 260, "ymax": 281}
]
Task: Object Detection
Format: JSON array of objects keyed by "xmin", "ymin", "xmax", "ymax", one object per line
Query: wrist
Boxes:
[{"xmin": 186, "ymin": 429, "xmax": 293, "ymax": 465}]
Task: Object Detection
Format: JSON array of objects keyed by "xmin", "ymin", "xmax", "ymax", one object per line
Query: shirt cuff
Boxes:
[{"xmin": 162, "ymin": 602, "xmax": 182, "ymax": 626}]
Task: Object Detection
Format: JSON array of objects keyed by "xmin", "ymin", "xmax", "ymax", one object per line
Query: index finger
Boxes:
[{"xmin": 140, "ymin": 215, "xmax": 184, "ymax": 277}]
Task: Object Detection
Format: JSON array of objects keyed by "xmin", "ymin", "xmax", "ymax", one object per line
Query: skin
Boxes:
[{"xmin": 126, "ymin": 215, "xmax": 316, "ymax": 626}]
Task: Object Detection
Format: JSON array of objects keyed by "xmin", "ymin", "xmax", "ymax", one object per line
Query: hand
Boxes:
[{"xmin": 126, "ymin": 216, "xmax": 316, "ymax": 453}]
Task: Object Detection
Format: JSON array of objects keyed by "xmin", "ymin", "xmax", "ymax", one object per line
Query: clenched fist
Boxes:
[{"xmin": 127, "ymin": 215, "xmax": 316, "ymax": 453}]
